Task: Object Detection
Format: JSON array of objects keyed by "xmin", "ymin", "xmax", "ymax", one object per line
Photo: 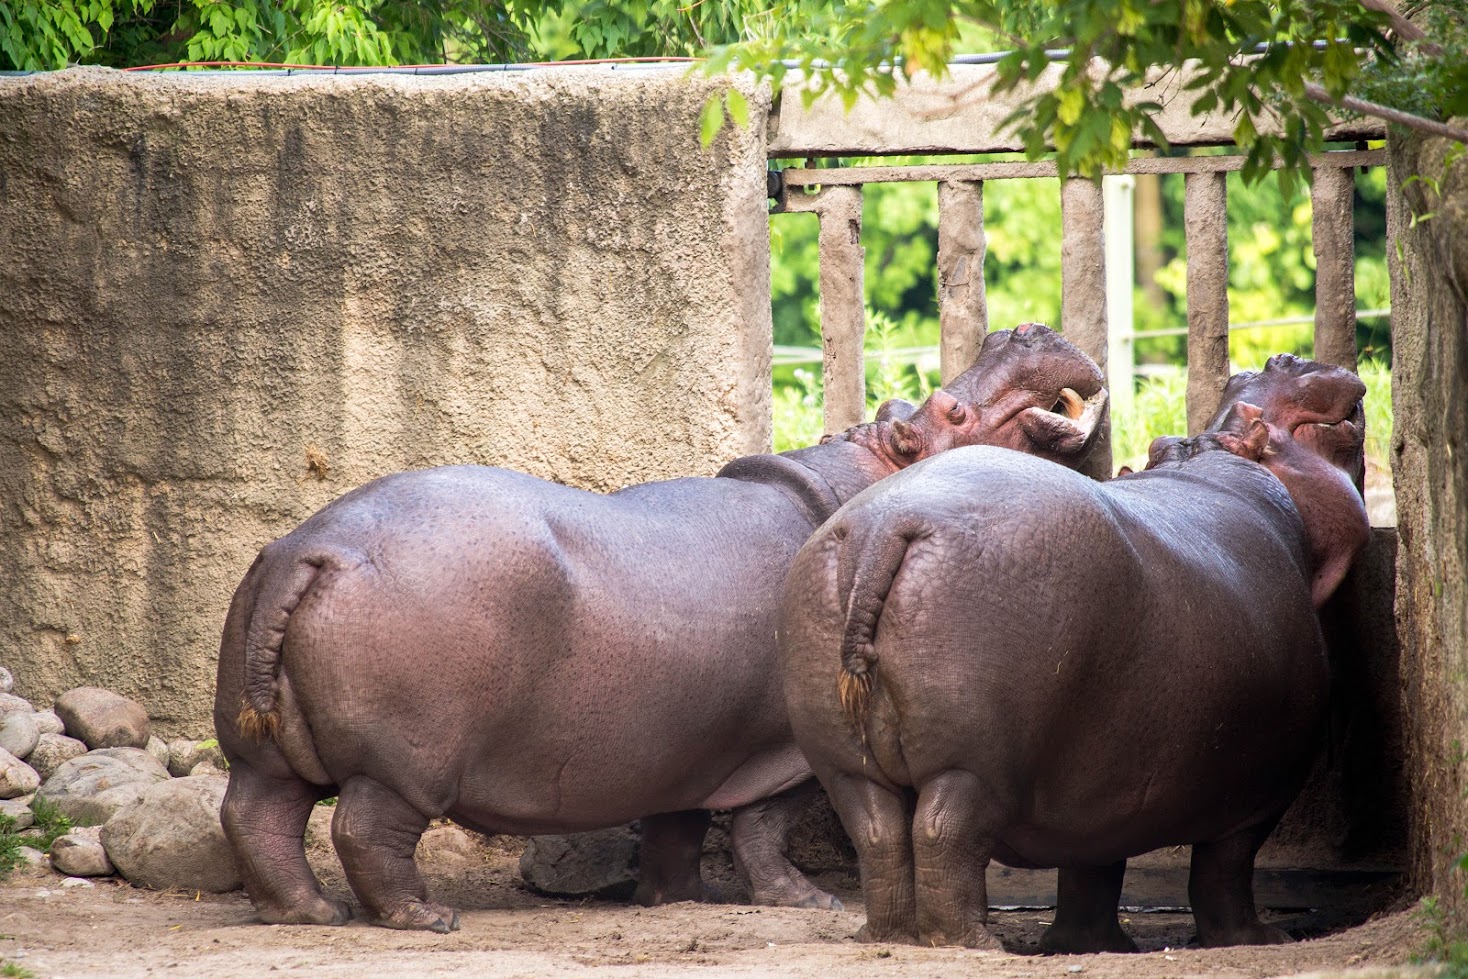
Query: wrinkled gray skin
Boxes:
[
  {"xmin": 215, "ymin": 324, "xmax": 1107, "ymax": 932},
  {"xmin": 777, "ymin": 373, "xmax": 1369, "ymax": 952}
]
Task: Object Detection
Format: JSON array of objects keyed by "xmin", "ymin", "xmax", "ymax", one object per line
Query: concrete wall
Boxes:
[
  {"xmin": 0, "ymin": 66, "xmax": 773, "ymax": 735},
  {"xmin": 1389, "ymin": 129, "xmax": 1468, "ymax": 926}
]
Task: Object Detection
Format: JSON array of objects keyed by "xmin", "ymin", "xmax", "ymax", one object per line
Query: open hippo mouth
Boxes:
[{"xmin": 1012, "ymin": 384, "xmax": 1109, "ymax": 455}]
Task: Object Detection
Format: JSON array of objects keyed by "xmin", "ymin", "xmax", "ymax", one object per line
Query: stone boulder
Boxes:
[
  {"xmin": 54, "ymin": 687, "xmax": 150, "ymax": 749},
  {"xmin": 0, "ymin": 746, "xmax": 40, "ymax": 799},
  {"xmin": 101, "ymin": 775, "xmax": 239, "ymax": 892},
  {"xmin": 36, "ymin": 747, "xmax": 170, "ymax": 825},
  {"xmin": 144, "ymin": 736, "xmax": 169, "ymax": 768},
  {"xmin": 0, "ymin": 666, "xmax": 12, "ymax": 693},
  {"xmin": 0, "ymin": 709, "xmax": 38, "ymax": 760},
  {"xmin": 0, "ymin": 797, "xmax": 35, "ymax": 829},
  {"xmin": 32, "ymin": 710, "xmax": 65, "ymax": 735},
  {"xmin": 51, "ymin": 826, "xmax": 114, "ymax": 877},
  {"xmin": 26, "ymin": 734, "xmax": 88, "ymax": 782},
  {"xmin": 0, "ymin": 692, "xmax": 33, "ymax": 715},
  {"xmin": 519, "ymin": 826, "xmax": 640, "ymax": 898},
  {"xmin": 167, "ymin": 739, "xmax": 225, "ymax": 778}
]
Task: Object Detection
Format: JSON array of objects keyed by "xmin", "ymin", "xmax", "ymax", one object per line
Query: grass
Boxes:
[
  {"xmin": 1417, "ymin": 894, "xmax": 1468, "ymax": 977},
  {"xmin": 0, "ymin": 797, "xmax": 72, "ymax": 882},
  {"xmin": 1, "ymin": 962, "xmax": 37, "ymax": 978}
]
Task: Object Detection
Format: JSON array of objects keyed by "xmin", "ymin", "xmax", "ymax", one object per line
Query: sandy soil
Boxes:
[{"xmin": 0, "ymin": 813, "xmax": 1432, "ymax": 979}]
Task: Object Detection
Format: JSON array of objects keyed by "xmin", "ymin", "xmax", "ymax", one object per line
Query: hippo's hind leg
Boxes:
[
  {"xmin": 331, "ymin": 775, "xmax": 460, "ymax": 933},
  {"xmin": 221, "ymin": 758, "xmax": 351, "ymax": 926},
  {"xmin": 731, "ymin": 780, "xmax": 843, "ymax": 910},
  {"xmin": 825, "ymin": 772, "xmax": 918, "ymax": 944},
  {"xmin": 635, "ymin": 809, "xmax": 713, "ymax": 905},
  {"xmin": 1189, "ymin": 818, "xmax": 1291, "ymax": 947},
  {"xmin": 910, "ymin": 769, "xmax": 1004, "ymax": 950},
  {"xmin": 1040, "ymin": 862, "xmax": 1137, "ymax": 953}
]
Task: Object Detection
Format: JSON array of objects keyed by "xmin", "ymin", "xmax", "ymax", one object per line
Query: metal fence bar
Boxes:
[
  {"xmin": 778, "ymin": 149, "xmax": 1387, "ymax": 188},
  {"xmin": 785, "ymin": 185, "xmax": 867, "ymax": 434},
  {"xmin": 937, "ymin": 180, "xmax": 989, "ymax": 385},
  {"xmin": 1312, "ymin": 165, "xmax": 1359, "ymax": 371},
  {"xmin": 1060, "ymin": 177, "xmax": 1111, "ymax": 478},
  {"xmin": 1184, "ymin": 171, "xmax": 1231, "ymax": 435}
]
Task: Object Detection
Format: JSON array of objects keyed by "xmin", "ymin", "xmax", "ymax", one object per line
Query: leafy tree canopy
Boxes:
[
  {"xmin": 0, "ymin": 0, "xmax": 767, "ymax": 71},
  {"xmin": 707, "ymin": 0, "xmax": 1467, "ymax": 185}
]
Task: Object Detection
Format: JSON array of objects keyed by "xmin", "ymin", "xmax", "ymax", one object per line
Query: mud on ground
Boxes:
[{"xmin": 0, "ymin": 810, "xmax": 1431, "ymax": 978}]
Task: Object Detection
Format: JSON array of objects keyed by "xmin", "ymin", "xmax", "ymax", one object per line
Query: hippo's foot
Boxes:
[
  {"xmin": 257, "ymin": 895, "xmax": 353, "ymax": 927},
  {"xmin": 1198, "ymin": 922, "xmax": 1292, "ymax": 948},
  {"xmin": 854, "ymin": 922, "xmax": 919, "ymax": 945},
  {"xmin": 633, "ymin": 877, "xmax": 709, "ymax": 906},
  {"xmin": 918, "ymin": 925, "xmax": 1004, "ymax": 951},
  {"xmin": 1039, "ymin": 921, "xmax": 1138, "ymax": 955},
  {"xmin": 376, "ymin": 899, "xmax": 461, "ymax": 934},
  {"xmin": 750, "ymin": 880, "xmax": 844, "ymax": 911}
]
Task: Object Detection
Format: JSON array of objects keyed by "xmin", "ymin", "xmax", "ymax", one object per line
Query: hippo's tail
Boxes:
[
  {"xmin": 236, "ymin": 545, "xmax": 352, "ymax": 742},
  {"xmin": 835, "ymin": 515, "xmax": 928, "ymax": 731}
]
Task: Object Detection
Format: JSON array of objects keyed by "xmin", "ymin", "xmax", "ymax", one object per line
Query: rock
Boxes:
[
  {"xmin": 188, "ymin": 760, "xmax": 223, "ymax": 778},
  {"xmin": 416, "ymin": 824, "xmax": 480, "ymax": 878},
  {"xmin": 26, "ymin": 734, "xmax": 88, "ymax": 782},
  {"xmin": 0, "ymin": 747, "xmax": 41, "ymax": 799},
  {"xmin": 54, "ymin": 687, "xmax": 150, "ymax": 750},
  {"xmin": 33, "ymin": 711, "xmax": 65, "ymax": 735},
  {"xmin": 0, "ymin": 692, "xmax": 33, "ymax": 715},
  {"xmin": 519, "ymin": 826, "xmax": 640, "ymax": 898},
  {"xmin": 0, "ymin": 797, "xmax": 35, "ymax": 829},
  {"xmin": 102, "ymin": 776, "xmax": 240, "ymax": 892},
  {"xmin": 144, "ymin": 736, "xmax": 169, "ymax": 768},
  {"xmin": 0, "ymin": 666, "xmax": 12, "ymax": 693},
  {"xmin": 17, "ymin": 846, "xmax": 46, "ymax": 868},
  {"xmin": 51, "ymin": 827, "xmax": 114, "ymax": 877},
  {"xmin": 0, "ymin": 710, "xmax": 39, "ymax": 760},
  {"xmin": 36, "ymin": 747, "xmax": 171, "ymax": 825},
  {"xmin": 167, "ymin": 739, "xmax": 225, "ymax": 778}
]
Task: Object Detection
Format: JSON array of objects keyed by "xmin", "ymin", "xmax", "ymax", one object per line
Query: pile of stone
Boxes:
[{"xmin": 0, "ymin": 665, "xmax": 239, "ymax": 893}]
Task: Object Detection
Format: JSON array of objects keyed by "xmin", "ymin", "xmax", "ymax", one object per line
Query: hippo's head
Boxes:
[
  {"xmin": 1149, "ymin": 401, "xmax": 1370, "ymax": 607},
  {"xmin": 1206, "ymin": 354, "xmax": 1368, "ymax": 493},
  {"xmin": 835, "ymin": 323, "xmax": 1108, "ymax": 469}
]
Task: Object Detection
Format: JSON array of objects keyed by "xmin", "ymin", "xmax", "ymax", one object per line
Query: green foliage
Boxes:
[
  {"xmin": 29, "ymin": 796, "xmax": 72, "ymax": 851},
  {"xmin": 1, "ymin": 0, "xmax": 767, "ymax": 71},
  {"xmin": 0, "ymin": 813, "xmax": 21, "ymax": 879},
  {"xmin": 1111, "ymin": 370, "xmax": 1186, "ymax": 472},
  {"xmin": 1417, "ymin": 894, "xmax": 1468, "ymax": 977},
  {"xmin": 711, "ymin": 0, "xmax": 1468, "ymax": 190},
  {"xmin": 1, "ymin": 961, "xmax": 37, "ymax": 979}
]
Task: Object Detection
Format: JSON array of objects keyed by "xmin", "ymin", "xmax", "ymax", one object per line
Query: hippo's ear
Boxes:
[
  {"xmin": 886, "ymin": 418, "xmax": 922, "ymax": 458},
  {"xmin": 1116, "ymin": 465, "xmax": 1134, "ymax": 477},
  {"xmin": 1145, "ymin": 436, "xmax": 1185, "ymax": 470},
  {"xmin": 874, "ymin": 398, "xmax": 918, "ymax": 424},
  {"xmin": 1215, "ymin": 417, "xmax": 1271, "ymax": 463}
]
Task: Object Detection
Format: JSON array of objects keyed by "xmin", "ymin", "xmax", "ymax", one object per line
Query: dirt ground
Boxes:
[{"xmin": 0, "ymin": 811, "xmax": 1433, "ymax": 979}]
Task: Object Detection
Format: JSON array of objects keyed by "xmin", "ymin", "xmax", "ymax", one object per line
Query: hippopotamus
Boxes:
[
  {"xmin": 215, "ymin": 323, "xmax": 1108, "ymax": 932},
  {"xmin": 776, "ymin": 369, "xmax": 1369, "ymax": 952}
]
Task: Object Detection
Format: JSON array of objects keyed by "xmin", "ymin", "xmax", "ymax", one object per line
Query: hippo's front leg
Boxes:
[
  {"xmin": 635, "ymin": 810, "xmax": 714, "ymax": 905},
  {"xmin": 825, "ymin": 773, "xmax": 919, "ymax": 944},
  {"xmin": 331, "ymin": 776, "xmax": 460, "ymax": 933},
  {"xmin": 1040, "ymin": 863, "xmax": 1137, "ymax": 953},
  {"xmin": 730, "ymin": 781, "xmax": 843, "ymax": 909},
  {"xmin": 911, "ymin": 770, "xmax": 1004, "ymax": 950},
  {"xmin": 1188, "ymin": 821, "xmax": 1291, "ymax": 947}
]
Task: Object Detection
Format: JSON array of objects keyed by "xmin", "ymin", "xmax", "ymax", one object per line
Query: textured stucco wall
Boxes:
[
  {"xmin": 0, "ymin": 66, "xmax": 773, "ymax": 735},
  {"xmin": 1389, "ymin": 129, "xmax": 1468, "ymax": 926}
]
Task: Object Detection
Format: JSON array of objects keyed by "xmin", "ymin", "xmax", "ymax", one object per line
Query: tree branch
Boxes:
[
  {"xmin": 1303, "ymin": 82, "xmax": 1468, "ymax": 144},
  {"xmin": 1356, "ymin": 0, "xmax": 1445, "ymax": 57}
]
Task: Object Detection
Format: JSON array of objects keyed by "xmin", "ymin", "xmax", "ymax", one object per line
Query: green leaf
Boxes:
[
  {"xmin": 725, "ymin": 87, "xmax": 749, "ymax": 128},
  {"xmin": 698, "ymin": 94, "xmax": 724, "ymax": 147}
]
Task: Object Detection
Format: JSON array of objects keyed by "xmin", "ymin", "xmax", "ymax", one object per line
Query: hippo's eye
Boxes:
[{"xmin": 947, "ymin": 404, "xmax": 966, "ymax": 424}]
